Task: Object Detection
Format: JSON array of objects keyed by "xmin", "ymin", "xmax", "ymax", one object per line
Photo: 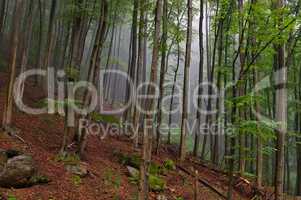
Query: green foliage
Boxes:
[
  {"xmin": 149, "ymin": 175, "xmax": 166, "ymax": 192},
  {"xmin": 129, "ymin": 172, "xmax": 166, "ymax": 192},
  {"xmin": 163, "ymin": 159, "xmax": 176, "ymax": 171},
  {"xmin": 7, "ymin": 194, "xmax": 17, "ymax": 200},
  {"xmin": 242, "ymin": 172, "xmax": 257, "ymax": 180},
  {"xmin": 116, "ymin": 153, "xmax": 164, "ymax": 176},
  {"xmin": 34, "ymin": 98, "xmax": 82, "ymax": 110},
  {"xmin": 71, "ymin": 175, "xmax": 82, "ymax": 187},
  {"xmin": 90, "ymin": 112, "xmax": 120, "ymax": 124},
  {"xmin": 55, "ymin": 153, "xmax": 80, "ymax": 165},
  {"xmin": 149, "ymin": 162, "xmax": 164, "ymax": 176},
  {"xmin": 30, "ymin": 175, "xmax": 50, "ymax": 184},
  {"xmin": 116, "ymin": 152, "xmax": 166, "ymax": 191},
  {"xmin": 34, "ymin": 98, "xmax": 49, "ymax": 108},
  {"xmin": 65, "ymin": 67, "xmax": 80, "ymax": 82},
  {"xmin": 103, "ymin": 168, "xmax": 121, "ymax": 189},
  {"xmin": 103, "ymin": 168, "xmax": 113, "ymax": 185},
  {"xmin": 103, "ymin": 168, "xmax": 122, "ymax": 200}
]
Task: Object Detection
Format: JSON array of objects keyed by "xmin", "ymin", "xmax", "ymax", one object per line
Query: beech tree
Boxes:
[
  {"xmin": 1, "ymin": 0, "xmax": 301, "ymax": 198},
  {"xmin": 274, "ymin": 0, "xmax": 287, "ymax": 199},
  {"xmin": 2, "ymin": 0, "xmax": 23, "ymax": 130},
  {"xmin": 139, "ymin": 0, "xmax": 162, "ymax": 198},
  {"xmin": 179, "ymin": 0, "xmax": 193, "ymax": 161}
]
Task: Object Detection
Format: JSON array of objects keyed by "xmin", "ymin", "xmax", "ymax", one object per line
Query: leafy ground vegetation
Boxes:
[{"xmin": 0, "ymin": 0, "xmax": 301, "ymax": 200}]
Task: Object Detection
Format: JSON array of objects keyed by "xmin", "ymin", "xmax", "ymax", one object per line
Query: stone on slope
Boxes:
[
  {"xmin": 0, "ymin": 155, "xmax": 37, "ymax": 188},
  {"xmin": 127, "ymin": 166, "xmax": 139, "ymax": 178},
  {"xmin": 65, "ymin": 162, "xmax": 88, "ymax": 178}
]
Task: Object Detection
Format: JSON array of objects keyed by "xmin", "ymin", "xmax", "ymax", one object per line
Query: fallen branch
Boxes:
[
  {"xmin": 188, "ymin": 157, "xmax": 268, "ymax": 199},
  {"xmin": 177, "ymin": 164, "xmax": 227, "ymax": 199}
]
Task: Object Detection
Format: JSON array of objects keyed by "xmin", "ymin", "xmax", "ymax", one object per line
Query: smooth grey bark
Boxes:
[
  {"xmin": 193, "ymin": 0, "xmax": 204, "ymax": 157},
  {"xmin": 139, "ymin": 0, "xmax": 162, "ymax": 198},
  {"xmin": 179, "ymin": 0, "xmax": 193, "ymax": 161},
  {"xmin": 274, "ymin": 0, "xmax": 287, "ymax": 199}
]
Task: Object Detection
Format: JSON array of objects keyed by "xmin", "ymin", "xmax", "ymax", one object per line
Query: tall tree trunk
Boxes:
[
  {"xmin": 167, "ymin": 43, "xmax": 180, "ymax": 145},
  {"xmin": 34, "ymin": 0, "xmax": 44, "ymax": 85},
  {"xmin": 70, "ymin": 0, "xmax": 84, "ymax": 69},
  {"xmin": 274, "ymin": 0, "xmax": 286, "ymax": 199},
  {"xmin": 42, "ymin": 0, "xmax": 57, "ymax": 96},
  {"xmin": 0, "ymin": 0, "xmax": 6, "ymax": 39},
  {"xmin": 2, "ymin": 0, "xmax": 23, "ymax": 129},
  {"xmin": 155, "ymin": 0, "xmax": 168, "ymax": 154},
  {"xmin": 179, "ymin": 0, "xmax": 193, "ymax": 161},
  {"xmin": 124, "ymin": 0, "xmax": 139, "ymax": 124},
  {"xmin": 201, "ymin": 0, "xmax": 211, "ymax": 160},
  {"xmin": 133, "ymin": 0, "xmax": 147, "ymax": 149},
  {"xmin": 17, "ymin": 0, "xmax": 35, "ymax": 108},
  {"xmin": 193, "ymin": 0, "xmax": 204, "ymax": 157},
  {"xmin": 104, "ymin": 13, "xmax": 116, "ymax": 101},
  {"xmin": 139, "ymin": 0, "xmax": 162, "ymax": 198},
  {"xmin": 296, "ymin": 64, "xmax": 301, "ymax": 195},
  {"xmin": 255, "ymin": 69, "xmax": 263, "ymax": 187},
  {"xmin": 77, "ymin": 0, "xmax": 108, "ymax": 158},
  {"xmin": 238, "ymin": 0, "xmax": 246, "ymax": 175}
]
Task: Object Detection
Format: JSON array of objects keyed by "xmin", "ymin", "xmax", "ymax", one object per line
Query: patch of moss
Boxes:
[
  {"xmin": 71, "ymin": 175, "xmax": 82, "ymax": 187},
  {"xmin": 29, "ymin": 175, "xmax": 50, "ymax": 184}
]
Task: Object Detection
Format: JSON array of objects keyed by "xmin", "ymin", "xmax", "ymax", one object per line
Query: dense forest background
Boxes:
[{"xmin": 0, "ymin": 0, "xmax": 301, "ymax": 199}]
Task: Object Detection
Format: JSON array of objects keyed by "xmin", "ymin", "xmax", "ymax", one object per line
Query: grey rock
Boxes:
[
  {"xmin": 0, "ymin": 155, "xmax": 36, "ymax": 188},
  {"xmin": 127, "ymin": 166, "xmax": 139, "ymax": 178},
  {"xmin": 65, "ymin": 163, "xmax": 88, "ymax": 178}
]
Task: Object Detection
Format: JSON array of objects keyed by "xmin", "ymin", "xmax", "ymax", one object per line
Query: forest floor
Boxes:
[{"xmin": 0, "ymin": 72, "xmax": 254, "ymax": 200}]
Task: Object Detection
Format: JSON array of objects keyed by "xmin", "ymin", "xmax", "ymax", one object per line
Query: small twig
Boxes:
[
  {"xmin": 11, "ymin": 133, "xmax": 26, "ymax": 144},
  {"xmin": 3, "ymin": 126, "xmax": 27, "ymax": 144}
]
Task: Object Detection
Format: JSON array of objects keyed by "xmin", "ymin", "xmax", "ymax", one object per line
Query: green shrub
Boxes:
[
  {"xmin": 163, "ymin": 159, "xmax": 176, "ymax": 171},
  {"xmin": 129, "ymin": 173, "xmax": 165, "ymax": 192},
  {"xmin": 71, "ymin": 175, "xmax": 82, "ymax": 187},
  {"xmin": 149, "ymin": 162, "xmax": 161, "ymax": 175},
  {"xmin": 149, "ymin": 175, "xmax": 166, "ymax": 192},
  {"xmin": 103, "ymin": 168, "xmax": 121, "ymax": 189},
  {"xmin": 117, "ymin": 153, "xmax": 141, "ymax": 169}
]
